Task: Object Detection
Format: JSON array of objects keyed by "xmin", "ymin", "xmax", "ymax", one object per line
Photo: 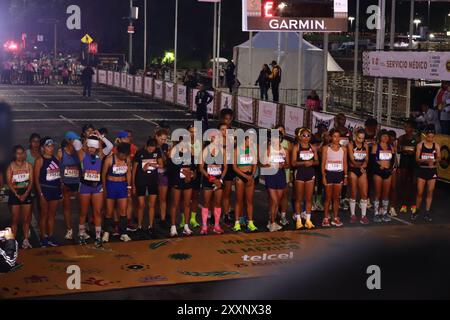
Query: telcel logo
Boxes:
[{"xmin": 242, "ymin": 252, "xmax": 294, "ymax": 262}]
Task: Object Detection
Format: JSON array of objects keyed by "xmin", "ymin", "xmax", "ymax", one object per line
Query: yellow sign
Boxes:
[
  {"xmin": 81, "ymin": 34, "xmax": 94, "ymax": 44},
  {"xmin": 435, "ymin": 134, "xmax": 450, "ymax": 182}
]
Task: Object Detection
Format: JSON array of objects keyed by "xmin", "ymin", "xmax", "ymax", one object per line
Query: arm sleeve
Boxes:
[
  {"xmin": 102, "ymin": 137, "xmax": 114, "ymax": 156},
  {"xmin": 73, "ymin": 139, "xmax": 83, "ymax": 151},
  {"xmin": 0, "ymin": 240, "xmax": 18, "ymax": 273}
]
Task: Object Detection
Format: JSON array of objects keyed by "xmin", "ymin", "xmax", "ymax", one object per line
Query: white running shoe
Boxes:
[
  {"xmin": 120, "ymin": 234, "xmax": 132, "ymax": 242},
  {"xmin": 273, "ymin": 222, "xmax": 283, "ymax": 231},
  {"xmin": 268, "ymin": 223, "xmax": 278, "ymax": 232},
  {"xmin": 170, "ymin": 225, "xmax": 178, "ymax": 237},
  {"xmin": 390, "ymin": 207, "xmax": 398, "ymax": 217},
  {"xmin": 64, "ymin": 229, "xmax": 73, "ymax": 240},
  {"xmin": 301, "ymin": 211, "xmax": 308, "ymax": 220},
  {"xmin": 182, "ymin": 224, "xmax": 193, "ymax": 236},
  {"xmin": 102, "ymin": 232, "xmax": 110, "ymax": 243},
  {"xmin": 22, "ymin": 239, "xmax": 32, "ymax": 249}
]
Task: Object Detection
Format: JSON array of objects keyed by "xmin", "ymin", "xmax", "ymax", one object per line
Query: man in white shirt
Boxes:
[
  {"xmin": 416, "ymin": 103, "xmax": 441, "ymax": 133},
  {"xmin": 440, "ymin": 87, "xmax": 450, "ymax": 135}
]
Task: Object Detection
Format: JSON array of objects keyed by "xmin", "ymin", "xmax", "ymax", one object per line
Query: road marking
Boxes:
[
  {"xmin": 133, "ymin": 114, "xmax": 159, "ymax": 126},
  {"xmin": 13, "ymin": 118, "xmax": 195, "ymax": 122},
  {"xmin": 35, "ymin": 99, "xmax": 49, "ymax": 109},
  {"xmin": 391, "ymin": 216, "xmax": 413, "ymax": 226},
  {"xmin": 11, "ymin": 108, "xmax": 185, "ymax": 112},
  {"xmin": 59, "ymin": 115, "xmax": 77, "ymax": 127},
  {"xmin": 96, "ymin": 99, "xmax": 113, "ymax": 107}
]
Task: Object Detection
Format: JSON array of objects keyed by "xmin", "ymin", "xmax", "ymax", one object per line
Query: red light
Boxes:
[
  {"xmin": 3, "ymin": 40, "xmax": 20, "ymax": 52},
  {"xmin": 264, "ymin": 1, "xmax": 274, "ymax": 17}
]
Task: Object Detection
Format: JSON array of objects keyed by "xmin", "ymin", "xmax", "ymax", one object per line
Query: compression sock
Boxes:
[
  {"xmin": 119, "ymin": 216, "xmax": 127, "ymax": 235},
  {"xmin": 349, "ymin": 199, "xmax": 357, "ymax": 216},
  {"xmin": 95, "ymin": 227, "xmax": 101, "ymax": 239},
  {"xmin": 201, "ymin": 208, "xmax": 209, "ymax": 227},
  {"xmin": 360, "ymin": 199, "xmax": 368, "ymax": 217}
]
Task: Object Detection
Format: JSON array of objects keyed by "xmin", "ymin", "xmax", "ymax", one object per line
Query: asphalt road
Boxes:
[{"xmin": 1, "ymin": 83, "xmax": 449, "ymax": 299}]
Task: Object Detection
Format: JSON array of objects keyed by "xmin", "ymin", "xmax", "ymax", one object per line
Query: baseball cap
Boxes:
[
  {"xmin": 65, "ymin": 131, "xmax": 80, "ymax": 140},
  {"xmin": 117, "ymin": 131, "xmax": 129, "ymax": 139}
]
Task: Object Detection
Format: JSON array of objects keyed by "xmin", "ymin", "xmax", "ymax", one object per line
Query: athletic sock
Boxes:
[
  {"xmin": 95, "ymin": 227, "xmax": 101, "ymax": 239},
  {"xmin": 374, "ymin": 200, "xmax": 380, "ymax": 215},
  {"xmin": 360, "ymin": 199, "xmax": 368, "ymax": 217},
  {"xmin": 104, "ymin": 218, "xmax": 114, "ymax": 233},
  {"xmin": 201, "ymin": 208, "xmax": 209, "ymax": 227},
  {"xmin": 213, "ymin": 207, "xmax": 222, "ymax": 227},
  {"xmin": 78, "ymin": 224, "xmax": 86, "ymax": 236},
  {"xmin": 349, "ymin": 199, "xmax": 357, "ymax": 216},
  {"xmin": 119, "ymin": 216, "xmax": 127, "ymax": 235},
  {"xmin": 306, "ymin": 213, "xmax": 311, "ymax": 220},
  {"xmin": 382, "ymin": 200, "xmax": 389, "ymax": 215}
]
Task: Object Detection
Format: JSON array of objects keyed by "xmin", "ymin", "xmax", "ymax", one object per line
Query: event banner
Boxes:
[
  {"xmin": 165, "ymin": 82, "xmax": 175, "ymax": 103},
  {"xmin": 107, "ymin": 71, "xmax": 114, "ymax": 86},
  {"xmin": 121, "ymin": 73, "xmax": 127, "ymax": 90},
  {"xmin": 346, "ymin": 117, "xmax": 365, "ymax": 133},
  {"xmin": 144, "ymin": 77, "xmax": 153, "ymax": 96},
  {"xmin": 98, "ymin": 70, "xmax": 107, "ymax": 85},
  {"xmin": 114, "ymin": 72, "xmax": 121, "ymax": 88},
  {"xmin": 177, "ymin": 85, "xmax": 187, "ymax": 107},
  {"xmin": 257, "ymin": 101, "xmax": 278, "ymax": 129},
  {"xmin": 126, "ymin": 75, "xmax": 134, "ymax": 92},
  {"xmin": 154, "ymin": 80, "xmax": 163, "ymax": 100},
  {"xmin": 134, "ymin": 76, "xmax": 142, "ymax": 94},
  {"xmin": 220, "ymin": 92, "xmax": 233, "ymax": 110},
  {"xmin": 312, "ymin": 111, "xmax": 335, "ymax": 131},
  {"xmin": 362, "ymin": 51, "xmax": 450, "ymax": 81},
  {"xmin": 381, "ymin": 125, "xmax": 405, "ymax": 138},
  {"xmin": 284, "ymin": 105, "xmax": 305, "ymax": 136},
  {"xmin": 237, "ymin": 96, "xmax": 254, "ymax": 123},
  {"xmin": 435, "ymin": 134, "xmax": 450, "ymax": 182},
  {"xmin": 192, "ymin": 89, "xmax": 215, "ymax": 114},
  {"xmin": 92, "ymin": 68, "xmax": 98, "ymax": 83}
]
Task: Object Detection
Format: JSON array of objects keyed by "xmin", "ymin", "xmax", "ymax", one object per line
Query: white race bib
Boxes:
[
  {"xmin": 46, "ymin": 169, "xmax": 60, "ymax": 181},
  {"xmin": 112, "ymin": 165, "xmax": 128, "ymax": 175},
  {"xmin": 12, "ymin": 171, "xmax": 29, "ymax": 183},
  {"xmin": 84, "ymin": 170, "xmax": 101, "ymax": 182},
  {"xmin": 326, "ymin": 161, "xmax": 343, "ymax": 172},
  {"xmin": 64, "ymin": 167, "xmax": 80, "ymax": 178},
  {"xmin": 421, "ymin": 153, "xmax": 435, "ymax": 160},
  {"xmin": 207, "ymin": 165, "xmax": 222, "ymax": 176},
  {"xmin": 270, "ymin": 154, "xmax": 285, "ymax": 164},
  {"xmin": 239, "ymin": 155, "xmax": 254, "ymax": 165},
  {"xmin": 354, "ymin": 152, "xmax": 366, "ymax": 161},
  {"xmin": 299, "ymin": 151, "xmax": 314, "ymax": 161},
  {"xmin": 379, "ymin": 151, "xmax": 392, "ymax": 161},
  {"xmin": 142, "ymin": 159, "xmax": 157, "ymax": 172},
  {"xmin": 339, "ymin": 138, "xmax": 349, "ymax": 147}
]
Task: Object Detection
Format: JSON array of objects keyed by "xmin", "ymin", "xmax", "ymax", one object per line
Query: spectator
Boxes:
[
  {"xmin": 195, "ymin": 84, "xmax": 213, "ymax": 130},
  {"xmin": 255, "ymin": 64, "xmax": 271, "ymax": 101},
  {"xmin": 81, "ymin": 65, "xmax": 95, "ymax": 97},
  {"xmin": 268, "ymin": 60, "xmax": 282, "ymax": 102},
  {"xmin": 62, "ymin": 64, "xmax": 69, "ymax": 85},
  {"xmin": 415, "ymin": 103, "xmax": 441, "ymax": 133},
  {"xmin": 305, "ymin": 90, "xmax": 321, "ymax": 128},
  {"xmin": 225, "ymin": 60, "xmax": 236, "ymax": 93},
  {"xmin": 441, "ymin": 86, "xmax": 450, "ymax": 135}
]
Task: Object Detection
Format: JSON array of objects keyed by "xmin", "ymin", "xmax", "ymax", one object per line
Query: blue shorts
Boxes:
[
  {"xmin": 79, "ymin": 183, "xmax": 103, "ymax": 195},
  {"xmin": 264, "ymin": 169, "xmax": 287, "ymax": 190},
  {"xmin": 41, "ymin": 185, "xmax": 63, "ymax": 201},
  {"xmin": 106, "ymin": 180, "xmax": 128, "ymax": 200}
]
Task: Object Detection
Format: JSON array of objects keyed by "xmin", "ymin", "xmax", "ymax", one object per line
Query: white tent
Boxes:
[{"xmin": 233, "ymin": 32, "xmax": 343, "ymax": 91}]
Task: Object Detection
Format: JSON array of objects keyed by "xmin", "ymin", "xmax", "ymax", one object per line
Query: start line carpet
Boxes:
[{"xmin": 0, "ymin": 225, "xmax": 445, "ymax": 299}]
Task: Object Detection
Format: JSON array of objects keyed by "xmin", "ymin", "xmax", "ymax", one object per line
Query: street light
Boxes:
[
  {"xmin": 413, "ymin": 18, "xmax": 421, "ymax": 34},
  {"xmin": 348, "ymin": 16, "xmax": 355, "ymax": 29}
]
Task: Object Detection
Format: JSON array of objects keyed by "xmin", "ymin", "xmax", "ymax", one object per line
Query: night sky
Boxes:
[{"xmin": 0, "ymin": 0, "xmax": 449, "ymax": 67}]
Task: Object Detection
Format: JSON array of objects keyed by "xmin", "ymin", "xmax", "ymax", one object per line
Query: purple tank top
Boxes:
[{"xmin": 81, "ymin": 153, "xmax": 102, "ymax": 185}]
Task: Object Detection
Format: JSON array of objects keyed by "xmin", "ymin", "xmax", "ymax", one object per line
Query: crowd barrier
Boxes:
[{"xmin": 93, "ymin": 69, "xmax": 449, "ymax": 183}]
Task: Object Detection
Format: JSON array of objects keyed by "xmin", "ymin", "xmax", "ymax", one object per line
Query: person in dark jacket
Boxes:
[
  {"xmin": 255, "ymin": 64, "xmax": 271, "ymax": 101},
  {"xmin": 81, "ymin": 66, "xmax": 95, "ymax": 97},
  {"xmin": 225, "ymin": 60, "xmax": 236, "ymax": 94},
  {"xmin": 195, "ymin": 84, "xmax": 213, "ymax": 130},
  {"xmin": 0, "ymin": 228, "xmax": 18, "ymax": 273},
  {"xmin": 268, "ymin": 60, "xmax": 282, "ymax": 102}
]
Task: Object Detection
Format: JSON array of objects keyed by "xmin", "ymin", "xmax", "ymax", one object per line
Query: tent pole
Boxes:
[
  {"xmin": 212, "ymin": 1, "xmax": 217, "ymax": 88},
  {"xmin": 249, "ymin": 31, "xmax": 253, "ymax": 86},
  {"xmin": 216, "ymin": 0, "xmax": 221, "ymax": 88},
  {"xmin": 297, "ymin": 32, "xmax": 304, "ymax": 107},
  {"xmin": 387, "ymin": 0, "xmax": 396, "ymax": 125},
  {"xmin": 277, "ymin": 32, "xmax": 281, "ymax": 63},
  {"xmin": 376, "ymin": 0, "xmax": 386, "ymax": 124},
  {"xmin": 406, "ymin": 0, "xmax": 414, "ymax": 119},
  {"xmin": 322, "ymin": 33, "xmax": 329, "ymax": 112},
  {"xmin": 352, "ymin": 0, "xmax": 360, "ymax": 112}
]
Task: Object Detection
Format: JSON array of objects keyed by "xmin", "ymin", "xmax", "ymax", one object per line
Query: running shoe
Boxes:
[
  {"xmin": 213, "ymin": 226, "xmax": 224, "ymax": 234},
  {"xmin": 40, "ymin": 237, "xmax": 49, "ymax": 248},
  {"xmin": 224, "ymin": 213, "xmax": 233, "ymax": 225},
  {"xmin": 279, "ymin": 214, "xmax": 289, "ymax": 226},
  {"xmin": 389, "ymin": 207, "xmax": 398, "ymax": 217},
  {"xmin": 410, "ymin": 205, "xmax": 417, "ymax": 215},
  {"xmin": 182, "ymin": 225, "xmax": 193, "ymax": 236},
  {"xmin": 367, "ymin": 199, "xmax": 373, "ymax": 209},
  {"xmin": 146, "ymin": 227, "xmax": 154, "ymax": 239},
  {"xmin": 292, "ymin": 213, "xmax": 299, "ymax": 222},
  {"xmin": 47, "ymin": 237, "xmax": 59, "ymax": 247},
  {"xmin": 382, "ymin": 214, "xmax": 392, "ymax": 222},
  {"xmin": 64, "ymin": 229, "xmax": 73, "ymax": 240},
  {"xmin": 312, "ymin": 202, "xmax": 318, "ymax": 211},
  {"xmin": 170, "ymin": 225, "xmax": 178, "ymax": 237},
  {"xmin": 411, "ymin": 212, "xmax": 418, "ymax": 221},
  {"xmin": 315, "ymin": 202, "xmax": 324, "ymax": 211},
  {"xmin": 304, "ymin": 219, "xmax": 315, "ymax": 230},
  {"xmin": 360, "ymin": 216, "xmax": 370, "ymax": 225},
  {"xmin": 232, "ymin": 221, "xmax": 241, "ymax": 232},
  {"xmin": 200, "ymin": 226, "xmax": 208, "ymax": 235},
  {"xmin": 22, "ymin": 239, "xmax": 32, "ymax": 249},
  {"xmin": 331, "ymin": 217, "xmax": 344, "ymax": 227},
  {"xmin": 296, "ymin": 217, "xmax": 303, "ymax": 230},
  {"xmin": 112, "ymin": 225, "xmax": 120, "ymax": 237},
  {"xmin": 78, "ymin": 235, "xmax": 87, "ymax": 246},
  {"xmin": 239, "ymin": 216, "xmax": 247, "ymax": 226},
  {"xmin": 190, "ymin": 216, "xmax": 200, "ymax": 228},
  {"xmin": 94, "ymin": 238, "xmax": 103, "ymax": 248},
  {"xmin": 373, "ymin": 215, "xmax": 383, "ymax": 223},
  {"xmin": 102, "ymin": 232, "xmax": 110, "ymax": 243},
  {"xmin": 301, "ymin": 211, "xmax": 308, "ymax": 220},
  {"xmin": 400, "ymin": 205, "xmax": 408, "ymax": 214},
  {"xmin": 126, "ymin": 222, "xmax": 138, "ymax": 232},
  {"xmin": 268, "ymin": 223, "xmax": 278, "ymax": 232},
  {"xmin": 350, "ymin": 215, "xmax": 359, "ymax": 224},
  {"xmin": 120, "ymin": 234, "xmax": 132, "ymax": 242},
  {"xmin": 83, "ymin": 232, "xmax": 91, "ymax": 240},
  {"xmin": 273, "ymin": 222, "xmax": 283, "ymax": 231},
  {"xmin": 423, "ymin": 213, "xmax": 433, "ymax": 223},
  {"xmin": 247, "ymin": 221, "xmax": 258, "ymax": 232},
  {"xmin": 321, "ymin": 218, "xmax": 331, "ymax": 227},
  {"xmin": 340, "ymin": 199, "xmax": 349, "ymax": 210}
]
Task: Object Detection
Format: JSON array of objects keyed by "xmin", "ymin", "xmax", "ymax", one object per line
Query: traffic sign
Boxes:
[{"xmin": 81, "ymin": 34, "xmax": 94, "ymax": 44}]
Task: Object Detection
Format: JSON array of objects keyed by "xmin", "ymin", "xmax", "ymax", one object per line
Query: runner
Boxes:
[
  {"xmin": 291, "ymin": 128, "xmax": 318, "ymax": 230},
  {"xmin": 26, "ymin": 133, "xmax": 41, "ymax": 166},
  {"xmin": 132, "ymin": 138, "xmax": 162, "ymax": 238},
  {"xmin": 34, "ymin": 137, "xmax": 62, "ymax": 247},
  {"xmin": 74, "ymin": 132, "xmax": 113, "ymax": 247},
  {"xmin": 335, "ymin": 113, "xmax": 351, "ymax": 211},
  {"xmin": 275, "ymin": 124, "xmax": 293, "ymax": 227},
  {"xmin": 321, "ymin": 129, "xmax": 347, "ymax": 227},
  {"xmin": 348, "ymin": 128, "xmax": 369, "ymax": 225},
  {"xmin": 6, "ymin": 145, "xmax": 34, "ymax": 249},
  {"xmin": 57, "ymin": 132, "xmax": 81, "ymax": 241},
  {"xmin": 185, "ymin": 124, "xmax": 201, "ymax": 229},
  {"xmin": 102, "ymin": 143, "xmax": 132, "ymax": 242},
  {"xmin": 199, "ymin": 129, "xmax": 227, "ymax": 235},
  {"xmin": 414, "ymin": 125, "xmax": 440, "ymax": 222},
  {"xmin": 371, "ymin": 130, "xmax": 397, "ymax": 223},
  {"xmin": 397, "ymin": 120, "xmax": 420, "ymax": 215},
  {"xmin": 262, "ymin": 131, "xmax": 289, "ymax": 232},
  {"xmin": 232, "ymin": 133, "xmax": 258, "ymax": 232},
  {"xmin": 364, "ymin": 117, "xmax": 378, "ymax": 209},
  {"xmin": 168, "ymin": 139, "xmax": 196, "ymax": 237},
  {"xmin": 311, "ymin": 124, "xmax": 328, "ymax": 211},
  {"xmin": 388, "ymin": 130, "xmax": 399, "ymax": 217},
  {"xmin": 155, "ymin": 128, "xmax": 170, "ymax": 226}
]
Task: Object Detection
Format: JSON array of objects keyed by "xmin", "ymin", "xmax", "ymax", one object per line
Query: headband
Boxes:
[{"xmin": 87, "ymin": 139, "xmax": 100, "ymax": 149}]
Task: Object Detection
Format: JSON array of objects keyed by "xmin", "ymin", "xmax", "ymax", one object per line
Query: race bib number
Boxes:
[
  {"xmin": 379, "ymin": 151, "xmax": 392, "ymax": 161},
  {"xmin": 112, "ymin": 165, "xmax": 128, "ymax": 175},
  {"xmin": 64, "ymin": 167, "xmax": 80, "ymax": 178},
  {"xmin": 239, "ymin": 155, "xmax": 254, "ymax": 165},
  {"xmin": 354, "ymin": 152, "xmax": 366, "ymax": 161},
  {"xmin": 299, "ymin": 151, "xmax": 314, "ymax": 161},
  {"xmin": 12, "ymin": 171, "xmax": 29, "ymax": 183},
  {"xmin": 403, "ymin": 146, "xmax": 415, "ymax": 152},
  {"xmin": 421, "ymin": 153, "xmax": 435, "ymax": 160},
  {"xmin": 142, "ymin": 159, "xmax": 157, "ymax": 172},
  {"xmin": 207, "ymin": 165, "xmax": 222, "ymax": 176},
  {"xmin": 179, "ymin": 169, "xmax": 188, "ymax": 179},
  {"xmin": 84, "ymin": 170, "xmax": 101, "ymax": 182},
  {"xmin": 339, "ymin": 138, "xmax": 349, "ymax": 147},
  {"xmin": 326, "ymin": 161, "xmax": 343, "ymax": 172},
  {"xmin": 46, "ymin": 169, "xmax": 60, "ymax": 181},
  {"xmin": 271, "ymin": 154, "xmax": 285, "ymax": 164}
]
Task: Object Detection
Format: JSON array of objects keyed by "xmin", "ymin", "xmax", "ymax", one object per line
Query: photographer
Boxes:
[{"xmin": 0, "ymin": 228, "xmax": 18, "ymax": 273}]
